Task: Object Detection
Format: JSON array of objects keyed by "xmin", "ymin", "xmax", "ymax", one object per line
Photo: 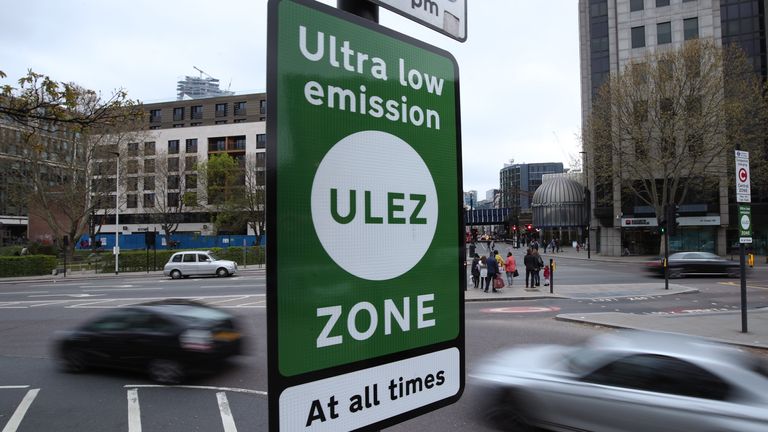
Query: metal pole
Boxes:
[
  {"xmin": 243, "ymin": 238, "xmax": 247, "ymax": 269},
  {"xmin": 664, "ymin": 230, "xmax": 669, "ymax": 290},
  {"xmin": 337, "ymin": 0, "xmax": 378, "ymax": 22},
  {"xmin": 741, "ymin": 243, "xmax": 748, "ymax": 333},
  {"xmin": 114, "ymin": 152, "xmax": 120, "ymax": 275},
  {"xmin": 549, "ymin": 258, "xmax": 554, "ymax": 294}
]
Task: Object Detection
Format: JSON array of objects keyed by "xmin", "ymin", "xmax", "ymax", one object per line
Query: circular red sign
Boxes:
[{"xmin": 739, "ymin": 168, "xmax": 748, "ymax": 182}]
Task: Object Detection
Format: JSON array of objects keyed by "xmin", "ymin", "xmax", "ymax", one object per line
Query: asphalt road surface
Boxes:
[{"xmin": 1, "ymin": 260, "xmax": 767, "ymax": 431}]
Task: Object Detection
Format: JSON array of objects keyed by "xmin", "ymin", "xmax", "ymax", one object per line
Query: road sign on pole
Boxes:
[
  {"xmin": 735, "ymin": 150, "xmax": 751, "ymax": 203},
  {"xmin": 739, "ymin": 204, "xmax": 752, "ymax": 244},
  {"xmin": 267, "ymin": 0, "xmax": 464, "ymax": 430},
  {"xmin": 368, "ymin": 0, "xmax": 467, "ymax": 41}
]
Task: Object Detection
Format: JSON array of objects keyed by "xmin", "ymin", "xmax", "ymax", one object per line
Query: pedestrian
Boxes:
[
  {"xmin": 485, "ymin": 236, "xmax": 492, "ymax": 253},
  {"xmin": 479, "ymin": 256, "xmax": 488, "ymax": 289},
  {"xmin": 543, "ymin": 239, "xmax": 548, "ymax": 254},
  {"xmin": 556, "ymin": 238, "xmax": 561, "ymax": 253},
  {"xmin": 523, "ymin": 248, "xmax": 536, "ymax": 288},
  {"xmin": 549, "ymin": 238, "xmax": 556, "ymax": 253},
  {"xmin": 471, "ymin": 253, "xmax": 481, "ymax": 288},
  {"xmin": 485, "ymin": 253, "xmax": 499, "ymax": 293},
  {"xmin": 494, "ymin": 250, "xmax": 505, "ymax": 275},
  {"xmin": 533, "ymin": 249, "xmax": 544, "ymax": 286},
  {"xmin": 505, "ymin": 251, "xmax": 517, "ymax": 286},
  {"xmin": 543, "ymin": 264, "xmax": 550, "ymax": 286}
]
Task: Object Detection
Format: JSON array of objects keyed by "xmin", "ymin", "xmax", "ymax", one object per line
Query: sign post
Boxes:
[
  {"xmin": 267, "ymin": 1, "xmax": 464, "ymax": 430},
  {"xmin": 736, "ymin": 151, "xmax": 751, "ymax": 333}
]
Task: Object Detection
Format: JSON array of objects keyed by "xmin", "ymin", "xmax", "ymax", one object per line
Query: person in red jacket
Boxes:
[{"xmin": 504, "ymin": 252, "xmax": 517, "ymax": 286}]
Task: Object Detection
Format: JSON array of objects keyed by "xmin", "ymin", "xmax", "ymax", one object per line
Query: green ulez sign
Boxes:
[{"xmin": 267, "ymin": 0, "xmax": 463, "ymax": 430}]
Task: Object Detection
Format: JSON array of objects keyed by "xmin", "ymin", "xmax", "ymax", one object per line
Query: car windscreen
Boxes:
[{"xmin": 155, "ymin": 305, "xmax": 232, "ymax": 326}]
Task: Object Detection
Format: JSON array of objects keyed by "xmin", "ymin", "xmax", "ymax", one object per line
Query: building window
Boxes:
[
  {"xmin": 260, "ymin": 99, "xmax": 266, "ymax": 114},
  {"xmin": 143, "ymin": 193, "xmax": 155, "ymax": 208},
  {"xmin": 655, "ymin": 0, "xmax": 669, "ymax": 7},
  {"xmin": 234, "ymin": 119, "xmax": 246, "ymax": 123},
  {"xmin": 167, "ymin": 193, "xmax": 180, "ymax": 207},
  {"xmin": 173, "ymin": 107, "xmax": 184, "ymax": 121},
  {"xmin": 168, "ymin": 157, "xmax": 179, "ymax": 172},
  {"xmin": 167, "ymin": 175, "xmax": 180, "ymax": 190},
  {"xmin": 144, "ymin": 141, "xmax": 155, "ymax": 156},
  {"xmin": 127, "ymin": 160, "xmax": 139, "ymax": 174},
  {"xmin": 185, "ymin": 156, "xmax": 197, "ymax": 171},
  {"xmin": 144, "ymin": 176, "xmax": 155, "ymax": 191},
  {"xmin": 234, "ymin": 136, "xmax": 246, "ymax": 150},
  {"xmin": 215, "ymin": 120, "xmax": 227, "ymax": 125},
  {"xmin": 127, "ymin": 177, "xmax": 138, "ymax": 192},
  {"xmin": 631, "ymin": 26, "xmax": 646, "ymax": 48},
  {"xmin": 186, "ymin": 138, "xmax": 198, "ymax": 153},
  {"xmin": 127, "ymin": 194, "xmax": 138, "ymax": 209},
  {"xmin": 173, "ymin": 124, "xmax": 184, "ymax": 128},
  {"xmin": 149, "ymin": 109, "xmax": 161, "ymax": 123},
  {"xmin": 168, "ymin": 140, "xmax": 180, "ymax": 154},
  {"xmin": 127, "ymin": 142, "xmax": 139, "ymax": 157},
  {"xmin": 144, "ymin": 159, "xmax": 155, "ymax": 174},
  {"xmin": 150, "ymin": 126, "xmax": 160, "ymax": 130},
  {"xmin": 185, "ymin": 174, "xmax": 197, "ymax": 189},
  {"xmin": 256, "ymin": 134, "xmax": 266, "ymax": 149},
  {"xmin": 684, "ymin": 17, "xmax": 699, "ymax": 40},
  {"xmin": 215, "ymin": 103, "xmax": 228, "ymax": 117},
  {"xmin": 191, "ymin": 122, "xmax": 202, "ymax": 127},
  {"xmin": 191, "ymin": 105, "xmax": 203, "ymax": 120},
  {"xmin": 630, "ymin": 0, "xmax": 643, "ymax": 12},
  {"xmin": 234, "ymin": 101, "xmax": 247, "ymax": 116},
  {"xmin": 657, "ymin": 21, "xmax": 671, "ymax": 44},
  {"xmin": 210, "ymin": 138, "xmax": 226, "ymax": 152}
]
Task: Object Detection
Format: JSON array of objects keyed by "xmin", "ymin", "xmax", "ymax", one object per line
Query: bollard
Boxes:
[{"xmin": 549, "ymin": 258, "xmax": 554, "ymax": 294}]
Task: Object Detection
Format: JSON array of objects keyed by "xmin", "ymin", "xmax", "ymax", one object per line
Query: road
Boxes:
[{"xmin": 1, "ymin": 258, "xmax": 767, "ymax": 431}]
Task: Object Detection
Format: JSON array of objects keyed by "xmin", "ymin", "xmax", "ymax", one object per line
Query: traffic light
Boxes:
[
  {"xmin": 658, "ymin": 225, "xmax": 666, "ymax": 235},
  {"xmin": 526, "ymin": 224, "xmax": 533, "ymax": 231},
  {"xmin": 666, "ymin": 204, "xmax": 679, "ymax": 236},
  {"xmin": 512, "ymin": 225, "xmax": 517, "ymax": 232}
]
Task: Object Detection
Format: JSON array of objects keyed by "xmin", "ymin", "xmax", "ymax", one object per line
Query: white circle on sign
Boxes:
[
  {"xmin": 741, "ymin": 214, "xmax": 751, "ymax": 230},
  {"xmin": 310, "ymin": 131, "xmax": 438, "ymax": 281}
]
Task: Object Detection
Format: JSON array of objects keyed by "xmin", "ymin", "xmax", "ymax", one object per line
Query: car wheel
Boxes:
[
  {"xmin": 669, "ymin": 268, "xmax": 683, "ymax": 279},
  {"xmin": 216, "ymin": 267, "xmax": 229, "ymax": 277},
  {"xmin": 58, "ymin": 349, "xmax": 87, "ymax": 373},
  {"xmin": 170, "ymin": 270, "xmax": 182, "ymax": 280},
  {"xmin": 148, "ymin": 359, "xmax": 184, "ymax": 384},
  {"xmin": 483, "ymin": 389, "xmax": 535, "ymax": 431}
]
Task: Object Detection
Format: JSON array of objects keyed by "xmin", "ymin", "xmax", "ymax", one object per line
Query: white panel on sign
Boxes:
[
  {"xmin": 735, "ymin": 150, "xmax": 750, "ymax": 203},
  {"xmin": 370, "ymin": 0, "xmax": 467, "ymax": 41}
]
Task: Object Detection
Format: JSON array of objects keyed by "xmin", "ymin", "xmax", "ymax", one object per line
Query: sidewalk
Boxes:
[{"xmin": 557, "ymin": 309, "xmax": 768, "ymax": 350}]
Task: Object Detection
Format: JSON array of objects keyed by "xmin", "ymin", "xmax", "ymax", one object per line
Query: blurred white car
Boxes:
[
  {"xmin": 473, "ymin": 331, "xmax": 768, "ymax": 431},
  {"xmin": 163, "ymin": 251, "xmax": 237, "ymax": 279}
]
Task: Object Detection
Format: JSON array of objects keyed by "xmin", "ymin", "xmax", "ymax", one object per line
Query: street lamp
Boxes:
[
  {"xmin": 110, "ymin": 151, "xmax": 120, "ymax": 275},
  {"xmin": 580, "ymin": 151, "xmax": 591, "ymax": 259}
]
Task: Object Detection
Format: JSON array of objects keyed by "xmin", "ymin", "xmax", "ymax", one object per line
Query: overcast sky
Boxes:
[{"xmin": 0, "ymin": 0, "xmax": 582, "ymax": 194}]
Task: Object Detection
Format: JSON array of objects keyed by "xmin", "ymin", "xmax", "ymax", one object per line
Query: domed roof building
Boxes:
[{"xmin": 532, "ymin": 176, "xmax": 587, "ymax": 228}]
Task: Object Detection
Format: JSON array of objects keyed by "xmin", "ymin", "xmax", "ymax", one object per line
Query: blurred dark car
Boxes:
[
  {"xmin": 645, "ymin": 251, "xmax": 740, "ymax": 278},
  {"xmin": 472, "ymin": 331, "xmax": 768, "ymax": 431},
  {"xmin": 53, "ymin": 299, "xmax": 243, "ymax": 383}
]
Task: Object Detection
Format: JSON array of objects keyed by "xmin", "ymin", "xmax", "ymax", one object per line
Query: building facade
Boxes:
[
  {"xmin": 499, "ymin": 162, "xmax": 565, "ymax": 226},
  {"xmin": 579, "ymin": 0, "xmax": 768, "ymax": 256},
  {"xmin": 93, "ymin": 94, "xmax": 267, "ymax": 241}
]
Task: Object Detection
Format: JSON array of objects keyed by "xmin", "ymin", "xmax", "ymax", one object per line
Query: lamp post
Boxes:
[
  {"xmin": 110, "ymin": 151, "xmax": 120, "ymax": 275},
  {"xmin": 580, "ymin": 151, "xmax": 591, "ymax": 259}
]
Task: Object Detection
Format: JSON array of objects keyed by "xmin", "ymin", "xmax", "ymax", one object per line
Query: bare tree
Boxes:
[
  {"xmin": 150, "ymin": 152, "xmax": 201, "ymax": 243},
  {"xmin": 583, "ymin": 40, "xmax": 768, "ymax": 253},
  {"xmin": 1, "ymin": 69, "xmax": 142, "ymax": 259},
  {"xmin": 243, "ymin": 153, "xmax": 266, "ymax": 245}
]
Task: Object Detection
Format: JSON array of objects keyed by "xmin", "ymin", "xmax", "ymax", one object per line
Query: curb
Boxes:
[{"xmin": 554, "ymin": 312, "xmax": 768, "ymax": 351}]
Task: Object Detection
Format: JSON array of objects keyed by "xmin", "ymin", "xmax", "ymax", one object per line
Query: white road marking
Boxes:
[
  {"xmin": 29, "ymin": 284, "xmax": 79, "ymax": 288},
  {"xmin": 29, "ymin": 293, "xmax": 103, "ymax": 298},
  {"xmin": 82, "ymin": 287, "xmax": 162, "ymax": 292},
  {"xmin": 124, "ymin": 384, "xmax": 267, "ymax": 396},
  {"xmin": 0, "ymin": 386, "xmax": 29, "ymax": 389},
  {"xmin": 1, "ymin": 388, "xmax": 39, "ymax": 432},
  {"xmin": 217, "ymin": 392, "xmax": 238, "ymax": 432},
  {"xmin": 66, "ymin": 299, "xmax": 133, "ymax": 308},
  {"xmin": 0, "ymin": 291, "xmax": 49, "ymax": 295},
  {"xmin": 127, "ymin": 388, "xmax": 142, "ymax": 432},
  {"xmin": 205, "ymin": 296, "xmax": 252, "ymax": 306}
]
